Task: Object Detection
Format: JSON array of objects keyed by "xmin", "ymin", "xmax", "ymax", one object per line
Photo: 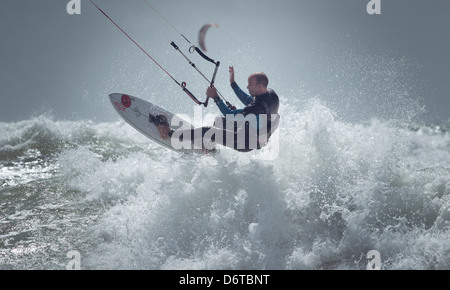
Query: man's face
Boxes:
[{"xmin": 247, "ymin": 77, "xmax": 258, "ymax": 97}]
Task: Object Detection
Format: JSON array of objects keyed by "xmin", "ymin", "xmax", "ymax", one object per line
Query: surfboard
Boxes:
[{"xmin": 109, "ymin": 93, "xmax": 211, "ymax": 154}]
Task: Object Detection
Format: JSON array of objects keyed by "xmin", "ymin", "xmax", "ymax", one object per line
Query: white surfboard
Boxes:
[{"xmin": 109, "ymin": 93, "xmax": 210, "ymax": 154}]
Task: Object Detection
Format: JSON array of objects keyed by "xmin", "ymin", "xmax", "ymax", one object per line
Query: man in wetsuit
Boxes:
[
  {"xmin": 150, "ymin": 66, "xmax": 280, "ymax": 152},
  {"xmin": 203, "ymin": 66, "xmax": 280, "ymax": 152}
]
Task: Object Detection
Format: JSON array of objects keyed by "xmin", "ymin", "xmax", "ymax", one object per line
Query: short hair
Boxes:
[{"xmin": 249, "ymin": 72, "xmax": 269, "ymax": 88}]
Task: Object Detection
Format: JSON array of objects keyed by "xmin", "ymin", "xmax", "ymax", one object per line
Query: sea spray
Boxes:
[{"xmin": 1, "ymin": 101, "xmax": 450, "ymax": 269}]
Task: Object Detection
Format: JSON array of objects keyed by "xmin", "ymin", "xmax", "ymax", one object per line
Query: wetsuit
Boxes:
[{"xmin": 195, "ymin": 82, "xmax": 280, "ymax": 152}]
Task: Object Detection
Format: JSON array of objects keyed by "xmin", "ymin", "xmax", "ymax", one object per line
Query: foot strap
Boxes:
[
  {"xmin": 149, "ymin": 114, "xmax": 173, "ymax": 139},
  {"xmin": 149, "ymin": 114, "xmax": 169, "ymax": 126}
]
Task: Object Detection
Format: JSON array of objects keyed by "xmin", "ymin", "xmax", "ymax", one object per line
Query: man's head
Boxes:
[{"xmin": 247, "ymin": 72, "xmax": 269, "ymax": 97}]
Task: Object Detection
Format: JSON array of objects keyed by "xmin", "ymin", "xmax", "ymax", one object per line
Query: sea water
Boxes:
[{"xmin": 1, "ymin": 97, "xmax": 450, "ymax": 270}]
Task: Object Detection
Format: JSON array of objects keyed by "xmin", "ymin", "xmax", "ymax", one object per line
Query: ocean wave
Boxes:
[{"xmin": 2, "ymin": 100, "xmax": 450, "ymax": 269}]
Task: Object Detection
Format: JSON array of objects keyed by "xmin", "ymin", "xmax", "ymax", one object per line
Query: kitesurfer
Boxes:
[{"xmin": 150, "ymin": 66, "xmax": 280, "ymax": 152}]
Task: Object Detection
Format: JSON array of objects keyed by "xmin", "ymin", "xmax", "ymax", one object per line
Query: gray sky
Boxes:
[{"xmin": 1, "ymin": 0, "xmax": 449, "ymax": 124}]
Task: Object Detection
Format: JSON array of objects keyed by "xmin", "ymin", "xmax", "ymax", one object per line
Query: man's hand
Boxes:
[
  {"xmin": 229, "ymin": 66, "xmax": 235, "ymax": 84},
  {"xmin": 206, "ymin": 85, "xmax": 219, "ymax": 99}
]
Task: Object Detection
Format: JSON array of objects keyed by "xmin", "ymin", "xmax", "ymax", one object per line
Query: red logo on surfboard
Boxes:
[
  {"xmin": 121, "ymin": 94, "xmax": 132, "ymax": 108},
  {"xmin": 114, "ymin": 101, "xmax": 126, "ymax": 112}
]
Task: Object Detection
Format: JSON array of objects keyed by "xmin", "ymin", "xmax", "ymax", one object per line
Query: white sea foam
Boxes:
[
  {"xmin": 51, "ymin": 100, "xmax": 450, "ymax": 269},
  {"xmin": 1, "ymin": 97, "xmax": 450, "ymax": 269}
]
